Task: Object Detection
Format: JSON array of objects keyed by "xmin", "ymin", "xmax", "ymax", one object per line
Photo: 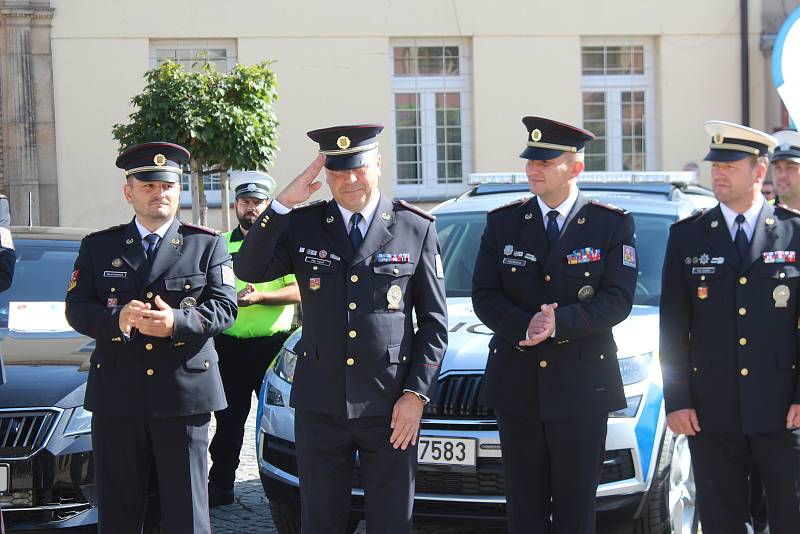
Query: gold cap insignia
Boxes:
[
  {"xmin": 531, "ymin": 129, "xmax": 542, "ymax": 142},
  {"xmin": 337, "ymin": 136, "xmax": 351, "ymax": 150},
  {"xmin": 713, "ymin": 133, "xmax": 724, "ymax": 144},
  {"xmin": 154, "ymin": 154, "xmax": 167, "ymax": 166},
  {"xmin": 111, "ymin": 258, "xmax": 123, "ymax": 268}
]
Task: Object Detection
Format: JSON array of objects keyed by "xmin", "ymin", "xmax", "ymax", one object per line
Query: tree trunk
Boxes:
[
  {"xmin": 190, "ymin": 158, "xmax": 201, "ymax": 225},
  {"xmin": 220, "ymin": 167, "xmax": 231, "ymax": 232}
]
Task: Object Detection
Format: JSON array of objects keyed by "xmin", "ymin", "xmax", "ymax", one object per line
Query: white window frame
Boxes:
[
  {"xmin": 580, "ymin": 37, "xmax": 658, "ymax": 171},
  {"xmin": 149, "ymin": 40, "xmax": 238, "ymax": 207},
  {"xmin": 390, "ymin": 38, "xmax": 473, "ymax": 201}
]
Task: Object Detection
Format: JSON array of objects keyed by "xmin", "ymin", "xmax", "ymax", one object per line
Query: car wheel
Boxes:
[
  {"xmin": 636, "ymin": 430, "xmax": 698, "ymax": 534},
  {"xmin": 269, "ymin": 500, "xmax": 359, "ymax": 534}
]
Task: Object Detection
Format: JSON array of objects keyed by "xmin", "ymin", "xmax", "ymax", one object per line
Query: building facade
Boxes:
[{"xmin": 0, "ymin": 0, "xmax": 795, "ymax": 229}]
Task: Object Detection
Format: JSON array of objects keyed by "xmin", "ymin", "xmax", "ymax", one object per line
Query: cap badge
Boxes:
[
  {"xmin": 531, "ymin": 129, "xmax": 542, "ymax": 142},
  {"xmin": 337, "ymin": 136, "xmax": 351, "ymax": 150},
  {"xmin": 154, "ymin": 154, "xmax": 167, "ymax": 166},
  {"xmin": 781, "ymin": 143, "xmax": 791, "ymax": 152},
  {"xmin": 713, "ymin": 133, "xmax": 724, "ymax": 144},
  {"xmin": 247, "ymin": 183, "xmax": 258, "ymax": 192}
]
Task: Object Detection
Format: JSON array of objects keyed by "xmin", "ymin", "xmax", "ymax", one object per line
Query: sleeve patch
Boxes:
[
  {"xmin": 221, "ymin": 264, "xmax": 236, "ymax": 287},
  {"xmin": 0, "ymin": 227, "xmax": 14, "ymax": 250},
  {"xmin": 622, "ymin": 245, "xmax": 637, "ymax": 268},
  {"xmin": 434, "ymin": 254, "xmax": 445, "ymax": 279},
  {"xmin": 67, "ymin": 269, "xmax": 79, "ymax": 292}
]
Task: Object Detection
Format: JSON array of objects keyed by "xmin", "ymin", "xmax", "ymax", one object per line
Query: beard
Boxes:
[{"xmin": 238, "ymin": 215, "xmax": 256, "ymax": 231}]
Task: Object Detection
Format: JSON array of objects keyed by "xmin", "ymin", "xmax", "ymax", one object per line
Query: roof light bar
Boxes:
[{"xmin": 467, "ymin": 171, "xmax": 697, "ymax": 186}]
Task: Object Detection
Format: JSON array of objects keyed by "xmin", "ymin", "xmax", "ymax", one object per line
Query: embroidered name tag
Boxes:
[
  {"xmin": 103, "ymin": 271, "xmax": 128, "ymax": 278},
  {"xmin": 503, "ymin": 258, "xmax": 526, "ymax": 267},
  {"xmin": 691, "ymin": 267, "xmax": 716, "ymax": 275},
  {"xmin": 305, "ymin": 256, "xmax": 331, "ymax": 267}
]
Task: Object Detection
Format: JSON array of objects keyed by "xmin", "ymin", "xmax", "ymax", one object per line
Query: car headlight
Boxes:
[
  {"xmin": 64, "ymin": 406, "xmax": 92, "ymax": 437},
  {"xmin": 618, "ymin": 351, "xmax": 653, "ymax": 385},
  {"xmin": 609, "ymin": 395, "xmax": 643, "ymax": 418},
  {"xmin": 266, "ymin": 383, "xmax": 286, "ymax": 407},
  {"xmin": 274, "ymin": 347, "xmax": 297, "ymax": 384}
]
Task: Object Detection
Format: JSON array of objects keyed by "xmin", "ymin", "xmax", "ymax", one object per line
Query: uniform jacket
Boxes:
[
  {"xmin": 65, "ymin": 218, "xmax": 237, "ymax": 418},
  {"xmin": 234, "ymin": 195, "xmax": 448, "ymax": 418},
  {"xmin": 660, "ymin": 202, "xmax": 800, "ymax": 434},
  {"xmin": 472, "ymin": 193, "xmax": 637, "ymax": 420},
  {"xmin": 0, "ymin": 230, "xmax": 14, "ymax": 386}
]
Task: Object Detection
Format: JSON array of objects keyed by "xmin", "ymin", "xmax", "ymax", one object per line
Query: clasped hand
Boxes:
[
  {"xmin": 519, "ymin": 303, "xmax": 558, "ymax": 347},
  {"xmin": 118, "ymin": 295, "xmax": 175, "ymax": 338}
]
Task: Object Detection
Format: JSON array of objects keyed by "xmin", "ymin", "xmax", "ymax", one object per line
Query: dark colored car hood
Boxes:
[{"xmin": 0, "ymin": 330, "xmax": 91, "ymax": 408}]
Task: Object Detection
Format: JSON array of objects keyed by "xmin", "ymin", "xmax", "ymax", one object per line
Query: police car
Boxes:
[{"xmin": 257, "ymin": 172, "xmax": 718, "ymax": 534}]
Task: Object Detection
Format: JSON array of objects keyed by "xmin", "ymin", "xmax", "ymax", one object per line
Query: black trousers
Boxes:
[
  {"xmin": 209, "ymin": 331, "xmax": 290, "ymax": 490},
  {"xmin": 92, "ymin": 412, "xmax": 211, "ymax": 534},
  {"xmin": 496, "ymin": 412, "xmax": 608, "ymax": 534},
  {"xmin": 294, "ymin": 410, "xmax": 416, "ymax": 534},
  {"xmin": 689, "ymin": 429, "xmax": 800, "ymax": 534}
]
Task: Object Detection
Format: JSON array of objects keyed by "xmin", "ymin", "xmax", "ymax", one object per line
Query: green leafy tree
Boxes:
[{"xmin": 112, "ymin": 60, "xmax": 279, "ymax": 228}]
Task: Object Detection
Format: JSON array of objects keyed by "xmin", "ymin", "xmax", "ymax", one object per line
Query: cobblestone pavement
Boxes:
[{"xmin": 208, "ymin": 396, "xmax": 506, "ymax": 534}]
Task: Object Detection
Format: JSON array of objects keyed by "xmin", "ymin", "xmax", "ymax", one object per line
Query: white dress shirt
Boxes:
[
  {"xmin": 719, "ymin": 196, "xmax": 764, "ymax": 242},
  {"xmin": 134, "ymin": 217, "xmax": 174, "ymax": 252},
  {"xmin": 272, "ymin": 193, "xmax": 381, "ymax": 236},
  {"xmin": 536, "ymin": 188, "xmax": 580, "ymax": 232}
]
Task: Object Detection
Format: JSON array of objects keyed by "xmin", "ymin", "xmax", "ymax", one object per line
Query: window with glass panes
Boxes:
[
  {"xmin": 390, "ymin": 41, "xmax": 472, "ymax": 200},
  {"xmin": 149, "ymin": 40, "xmax": 237, "ymax": 207},
  {"xmin": 580, "ymin": 41, "xmax": 657, "ymax": 171}
]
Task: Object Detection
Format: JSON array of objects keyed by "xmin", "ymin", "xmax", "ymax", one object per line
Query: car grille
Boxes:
[
  {"xmin": 424, "ymin": 375, "xmax": 495, "ymax": 419},
  {"xmin": 264, "ymin": 434, "xmax": 637, "ymax": 495},
  {"xmin": 0, "ymin": 409, "xmax": 59, "ymax": 458}
]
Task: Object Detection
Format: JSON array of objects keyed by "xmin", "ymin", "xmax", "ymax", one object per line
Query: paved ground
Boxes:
[{"xmin": 208, "ymin": 396, "xmax": 505, "ymax": 534}]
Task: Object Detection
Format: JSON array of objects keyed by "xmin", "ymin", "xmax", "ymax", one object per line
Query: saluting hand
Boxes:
[
  {"xmin": 119, "ymin": 300, "xmax": 149, "ymax": 335},
  {"xmin": 134, "ymin": 295, "xmax": 175, "ymax": 337},
  {"xmin": 519, "ymin": 303, "xmax": 558, "ymax": 347},
  {"xmin": 390, "ymin": 392, "xmax": 425, "ymax": 450},
  {"xmin": 667, "ymin": 408, "xmax": 701, "ymax": 436},
  {"xmin": 786, "ymin": 404, "xmax": 800, "ymax": 429},
  {"xmin": 275, "ymin": 154, "xmax": 325, "ymax": 208}
]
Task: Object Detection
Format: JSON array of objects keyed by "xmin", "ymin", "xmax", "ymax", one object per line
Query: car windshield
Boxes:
[
  {"xmin": 435, "ymin": 210, "xmax": 674, "ymax": 306},
  {"xmin": 0, "ymin": 239, "xmax": 80, "ymax": 328}
]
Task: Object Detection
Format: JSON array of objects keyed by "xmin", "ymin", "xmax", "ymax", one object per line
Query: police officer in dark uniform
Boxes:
[
  {"xmin": 472, "ymin": 117, "xmax": 638, "ymax": 534},
  {"xmin": 660, "ymin": 121, "xmax": 800, "ymax": 534},
  {"xmin": 64, "ymin": 142, "xmax": 237, "ymax": 534},
  {"xmin": 0, "ymin": 194, "xmax": 14, "ymax": 385},
  {"xmin": 235, "ymin": 124, "xmax": 448, "ymax": 534}
]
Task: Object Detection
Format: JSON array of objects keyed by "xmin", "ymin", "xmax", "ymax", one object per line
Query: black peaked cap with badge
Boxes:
[
  {"xmin": 520, "ymin": 116, "xmax": 595, "ymax": 161},
  {"xmin": 115, "ymin": 141, "xmax": 190, "ymax": 182},
  {"xmin": 307, "ymin": 124, "xmax": 384, "ymax": 171},
  {"xmin": 773, "ymin": 129, "xmax": 800, "ymax": 163}
]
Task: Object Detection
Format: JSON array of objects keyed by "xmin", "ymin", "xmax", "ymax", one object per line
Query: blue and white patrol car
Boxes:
[{"xmin": 256, "ymin": 172, "xmax": 718, "ymax": 534}]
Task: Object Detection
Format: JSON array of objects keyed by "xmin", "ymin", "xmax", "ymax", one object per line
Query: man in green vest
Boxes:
[{"xmin": 208, "ymin": 171, "xmax": 301, "ymax": 507}]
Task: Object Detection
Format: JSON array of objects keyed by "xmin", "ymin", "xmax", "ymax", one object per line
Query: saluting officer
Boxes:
[
  {"xmin": 472, "ymin": 117, "xmax": 638, "ymax": 534},
  {"xmin": 65, "ymin": 142, "xmax": 237, "ymax": 534},
  {"xmin": 234, "ymin": 124, "xmax": 448, "ymax": 534},
  {"xmin": 660, "ymin": 121, "xmax": 800, "ymax": 534},
  {"xmin": 208, "ymin": 171, "xmax": 301, "ymax": 506}
]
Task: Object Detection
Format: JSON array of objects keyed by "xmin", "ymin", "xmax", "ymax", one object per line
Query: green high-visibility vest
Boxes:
[{"xmin": 223, "ymin": 229, "xmax": 296, "ymax": 338}]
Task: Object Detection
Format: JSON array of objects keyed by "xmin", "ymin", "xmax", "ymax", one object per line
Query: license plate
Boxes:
[
  {"xmin": 417, "ymin": 436, "xmax": 477, "ymax": 467},
  {"xmin": 0, "ymin": 464, "xmax": 8, "ymax": 493}
]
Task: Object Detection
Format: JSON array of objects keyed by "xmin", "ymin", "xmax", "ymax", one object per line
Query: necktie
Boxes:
[
  {"xmin": 349, "ymin": 213, "xmax": 364, "ymax": 252},
  {"xmin": 545, "ymin": 210, "xmax": 560, "ymax": 251},
  {"xmin": 734, "ymin": 214, "xmax": 749, "ymax": 261},
  {"xmin": 144, "ymin": 233, "xmax": 160, "ymax": 266}
]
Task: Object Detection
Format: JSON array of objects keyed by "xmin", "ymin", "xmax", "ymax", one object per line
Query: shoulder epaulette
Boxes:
[
  {"xmin": 396, "ymin": 200, "xmax": 435, "ymax": 221},
  {"xmin": 589, "ymin": 199, "xmax": 628, "ymax": 215},
  {"xmin": 86, "ymin": 224, "xmax": 126, "ymax": 238},
  {"xmin": 181, "ymin": 222, "xmax": 219, "ymax": 235},
  {"xmin": 671, "ymin": 208, "xmax": 706, "ymax": 227},
  {"xmin": 293, "ymin": 200, "xmax": 326, "ymax": 211},
  {"xmin": 488, "ymin": 197, "xmax": 529, "ymax": 214},
  {"xmin": 776, "ymin": 203, "xmax": 800, "ymax": 217}
]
